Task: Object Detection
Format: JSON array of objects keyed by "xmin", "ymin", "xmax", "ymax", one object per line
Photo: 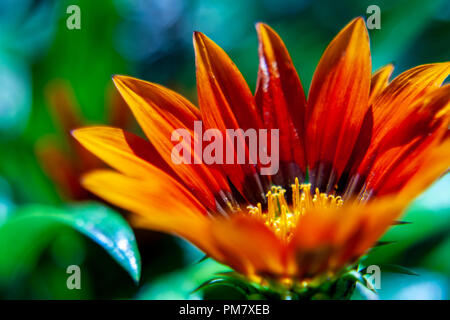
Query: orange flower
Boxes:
[
  {"xmin": 72, "ymin": 18, "xmax": 450, "ymax": 286},
  {"xmin": 36, "ymin": 80, "xmax": 132, "ymax": 200}
]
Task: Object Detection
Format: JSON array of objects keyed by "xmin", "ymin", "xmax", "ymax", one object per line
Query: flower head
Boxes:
[{"xmin": 72, "ymin": 18, "xmax": 450, "ymax": 290}]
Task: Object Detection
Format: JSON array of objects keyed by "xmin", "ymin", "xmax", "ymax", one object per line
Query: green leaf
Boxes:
[
  {"xmin": 379, "ymin": 264, "xmax": 419, "ymax": 276},
  {"xmin": 0, "ymin": 202, "xmax": 141, "ymax": 285},
  {"xmin": 375, "ymin": 269, "xmax": 448, "ymax": 300},
  {"xmin": 0, "ymin": 54, "xmax": 31, "ymax": 141},
  {"xmin": 370, "ymin": 0, "xmax": 444, "ymax": 70},
  {"xmin": 364, "ymin": 173, "xmax": 450, "ymax": 268},
  {"xmin": 0, "ymin": 176, "xmax": 15, "ymax": 226},
  {"xmin": 195, "ymin": 278, "xmax": 251, "ymax": 300},
  {"xmin": 373, "ymin": 241, "xmax": 397, "ymax": 248},
  {"xmin": 136, "ymin": 259, "xmax": 230, "ymax": 300}
]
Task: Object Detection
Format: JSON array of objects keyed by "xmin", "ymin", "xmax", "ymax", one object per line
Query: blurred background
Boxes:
[{"xmin": 0, "ymin": 0, "xmax": 449, "ymax": 299}]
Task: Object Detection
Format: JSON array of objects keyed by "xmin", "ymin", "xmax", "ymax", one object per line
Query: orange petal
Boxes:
[
  {"xmin": 113, "ymin": 76, "xmax": 230, "ymax": 211},
  {"xmin": 36, "ymin": 138, "xmax": 88, "ymax": 200},
  {"xmin": 372, "ymin": 63, "xmax": 450, "ymax": 130},
  {"xmin": 72, "ymin": 126, "xmax": 175, "ymax": 180},
  {"xmin": 338, "ymin": 107, "xmax": 374, "ymax": 199},
  {"xmin": 357, "ymin": 83, "xmax": 450, "ymax": 197},
  {"xmin": 82, "ymin": 169, "xmax": 206, "ymax": 224},
  {"xmin": 194, "ymin": 31, "xmax": 262, "ymax": 132},
  {"xmin": 129, "ymin": 214, "xmax": 223, "ymax": 262},
  {"xmin": 306, "ymin": 17, "xmax": 371, "ymax": 192},
  {"xmin": 82, "ymin": 169, "xmax": 222, "ymax": 259},
  {"xmin": 194, "ymin": 32, "xmax": 266, "ymax": 203},
  {"xmin": 286, "ymin": 204, "xmax": 362, "ymax": 277},
  {"xmin": 106, "ymin": 84, "xmax": 133, "ymax": 129},
  {"xmin": 360, "ymin": 63, "xmax": 450, "ymax": 169},
  {"xmin": 369, "ymin": 64, "xmax": 394, "ymax": 105},
  {"xmin": 394, "ymin": 139, "xmax": 450, "ymax": 199},
  {"xmin": 374, "ymin": 126, "xmax": 450, "ymax": 199},
  {"xmin": 255, "ymin": 23, "xmax": 307, "ymax": 185},
  {"xmin": 46, "ymin": 80, "xmax": 98, "ymax": 170},
  {"xmin": 349, "ymin": 198, "xmax": 408, "ymax": 259},
  {"xmin": 210, "ymin": 215, "xmax": 285, "ymax": 277},
  {"xmin": 45, "ymin": 80, "xmax": 83, "ymax": 136},
  {"xmin": 287, "ymin": 197, "xmax": 406, "ymax": 278}
]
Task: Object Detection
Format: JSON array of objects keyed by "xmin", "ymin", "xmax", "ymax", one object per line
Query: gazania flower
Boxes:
[
  {"xmin": 72, "ymin": 18, "xmax": 450, "ymax": 297},
  {"xmin": 37, "ymin": 80, "xmax": 132, "ymax": 200}
]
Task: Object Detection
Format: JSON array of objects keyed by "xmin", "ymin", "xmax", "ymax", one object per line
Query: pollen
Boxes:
[{"xmin": 247, "ymin": 178, "xmax": 344, "ymax": 242}]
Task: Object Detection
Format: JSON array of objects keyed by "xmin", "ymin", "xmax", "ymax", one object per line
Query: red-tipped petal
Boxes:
[
  {"xmin": 194, "ymin": 32, "xmax": 265, "ymax": 202},
  {"xmin": 357, "ymin": 63, "xmax": 450, "ymax": 179},
  {"xmin": 72, "ymin": 126, "xmax": 175, "ymax": 180},
  {"xmin": 307, "ymin": 18, "xmax": 371, "ymax": 192},
  {"xmin": 369, "ymin": 64, "xmax": 394, "ymax": 105},
  {"xmin": 255, "ymin": 23, "xmax": 307, "ymax": 185},
  {"xmin": 113, "ymin": 76, "xmax": 230, "ymax": 211}
]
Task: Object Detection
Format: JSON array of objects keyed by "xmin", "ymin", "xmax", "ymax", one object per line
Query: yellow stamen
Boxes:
[{"xmin": 247, "ymin": 178, "xmax": 344, "ymax": 242}]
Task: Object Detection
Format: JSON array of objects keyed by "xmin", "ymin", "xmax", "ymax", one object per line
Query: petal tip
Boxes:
[
  {"xmin": 255, "ymin": 22, "xmax": 276, "ymax": 40},
  {"xmin": 70, "ymin": 127, "xmax": 93, "ymax": 143},
  {"xmin": 193, "ymin": 31, "xmax": 220, "ymax": 54},
  {"xmin": 71, "ymin": 126, "xmax": 110, "ymax": 142},
  {"xmin": 112, "ymin": 74, "xmax": 126, "ymax": 85},
  {"xmin": 70, "ymin": 128, "xmax": 82, "ymax": 140},
  {"xmin": 255, "ymin": 22, "xmax": 269, "ymax": 32},
  {"xmin": 345, "ymin": 16, "xmax": 369, "ymax": 38},
  {"xmin": 193, "ymin": 31, "xmax": 207, "ymax": 44},
  {"xmin": 351, "ymin": 16, "xmax": 366, "ymax": 27}
]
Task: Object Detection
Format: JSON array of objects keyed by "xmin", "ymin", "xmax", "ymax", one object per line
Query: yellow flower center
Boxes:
[{"xmin": 247, "ymin": 178, "xmax": 344, "ymax": 242}]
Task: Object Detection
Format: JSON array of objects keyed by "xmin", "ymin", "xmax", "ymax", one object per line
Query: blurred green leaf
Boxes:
[
  {"xmin": 376, "ymin": 264, "xmax": 419, "ymax": 276},
  {"xmin": 195, "ymin": 276, "xmax": 257, "ymax": 300},
  {"xmin": 0, "ymin": 176, "xmax": 15, "ymax": 226},
  {"xmin": 0, "ymin": 202, "xmax": 141, "ymax": 286},
  {"xmin": 0, "ymin": 142, "xmax": 60, "ymax": 204},
  {"xmin": 421, "ymin": 237, "xmax": 450, "ymax": 274},
  {"xmin": 377, "ymin": 269, "xmax": 448, "ymax": 300},
  {"xmin": 0, "ymin": 54, "xmax": 31, "ymax": 140},
  {"xmin": 369, "ymin": 0, "xmax": 444, "ymax": 70},
  {"xmin": 199, "ymin": 278, "xmax": 249, "ymax": 300},
  {"xmin": 136, "ymin": 259, "xmax": 230, "ymax": 300},
  {"xmin": 351, "ymin": 282, "xmax": 379, "ymax": 300},
  {"xmin": 364, "ymin": 174, "xmax": 450, "ymax": 269}
]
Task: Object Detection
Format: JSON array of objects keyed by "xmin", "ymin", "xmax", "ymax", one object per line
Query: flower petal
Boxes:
[
  {"xmin": 306, "ymin": 17, "xmax": 371, "ymax": 192},
  {"xmin": 194, "ymin": 31, "xmax": 266, "ymax": 203},
  {"xmin": 210, "ymin": 215, "xmax": 285, "ymax": 277},
  {"xmin": 107, "ymin": 84, "xmax": 133, "ymax": 129},
  {"xmin": 36, "ymin": 139, "xmax": 88, "ymax": 200},
  {"xmin": 354, "ymin": 64, "xmax": 450, "ymax": 194},
  {"xmin": 72, "ymin": 126, "xmax": 175, "ymax": 180},
  {"xmin": 368, "ymin": 85, "xmax": 450, "ymax": 197},
  {"xmin": 287, "ymin": 197, "xmax": 406, "ymax": 278},
  {"xmin": 46, "ymin": 80, "xmax": 83, "ymax": 136},
  {"xmin": 369, "ymin": 64, "xmax": 394, "ymax": 105},
  {"xmin": 82, "ymin": 169, "xmax": 206, "ymax": 227},
  {"xmin": 46, "ymin": 80, "xmax": 97, "ymax": 170},
  {"xmin": 255, "ymin": 23, "xmax": 307, "ymax": 185},
  {"xmin": 113, "ymin": 76, "xmax": 230, "ymax": 211},
  {"xmin": 360, "ymin": 63, "xmax": 450, "ymax": 169},
  {"xmin": 82, "ymin": 169, "xmax": 222, "ymax": 260},
  {"xmin": 371, "ymin": 63, "xmax": 450, "ymax": 133},
  {"xmin": 393, "ymin": 138, "xmax": 450, "ymax": 199}
]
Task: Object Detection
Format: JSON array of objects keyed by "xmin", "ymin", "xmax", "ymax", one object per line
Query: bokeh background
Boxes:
[{"xmin": 0, "ymin": 0, "xmax": 449, "ymax": 299}]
